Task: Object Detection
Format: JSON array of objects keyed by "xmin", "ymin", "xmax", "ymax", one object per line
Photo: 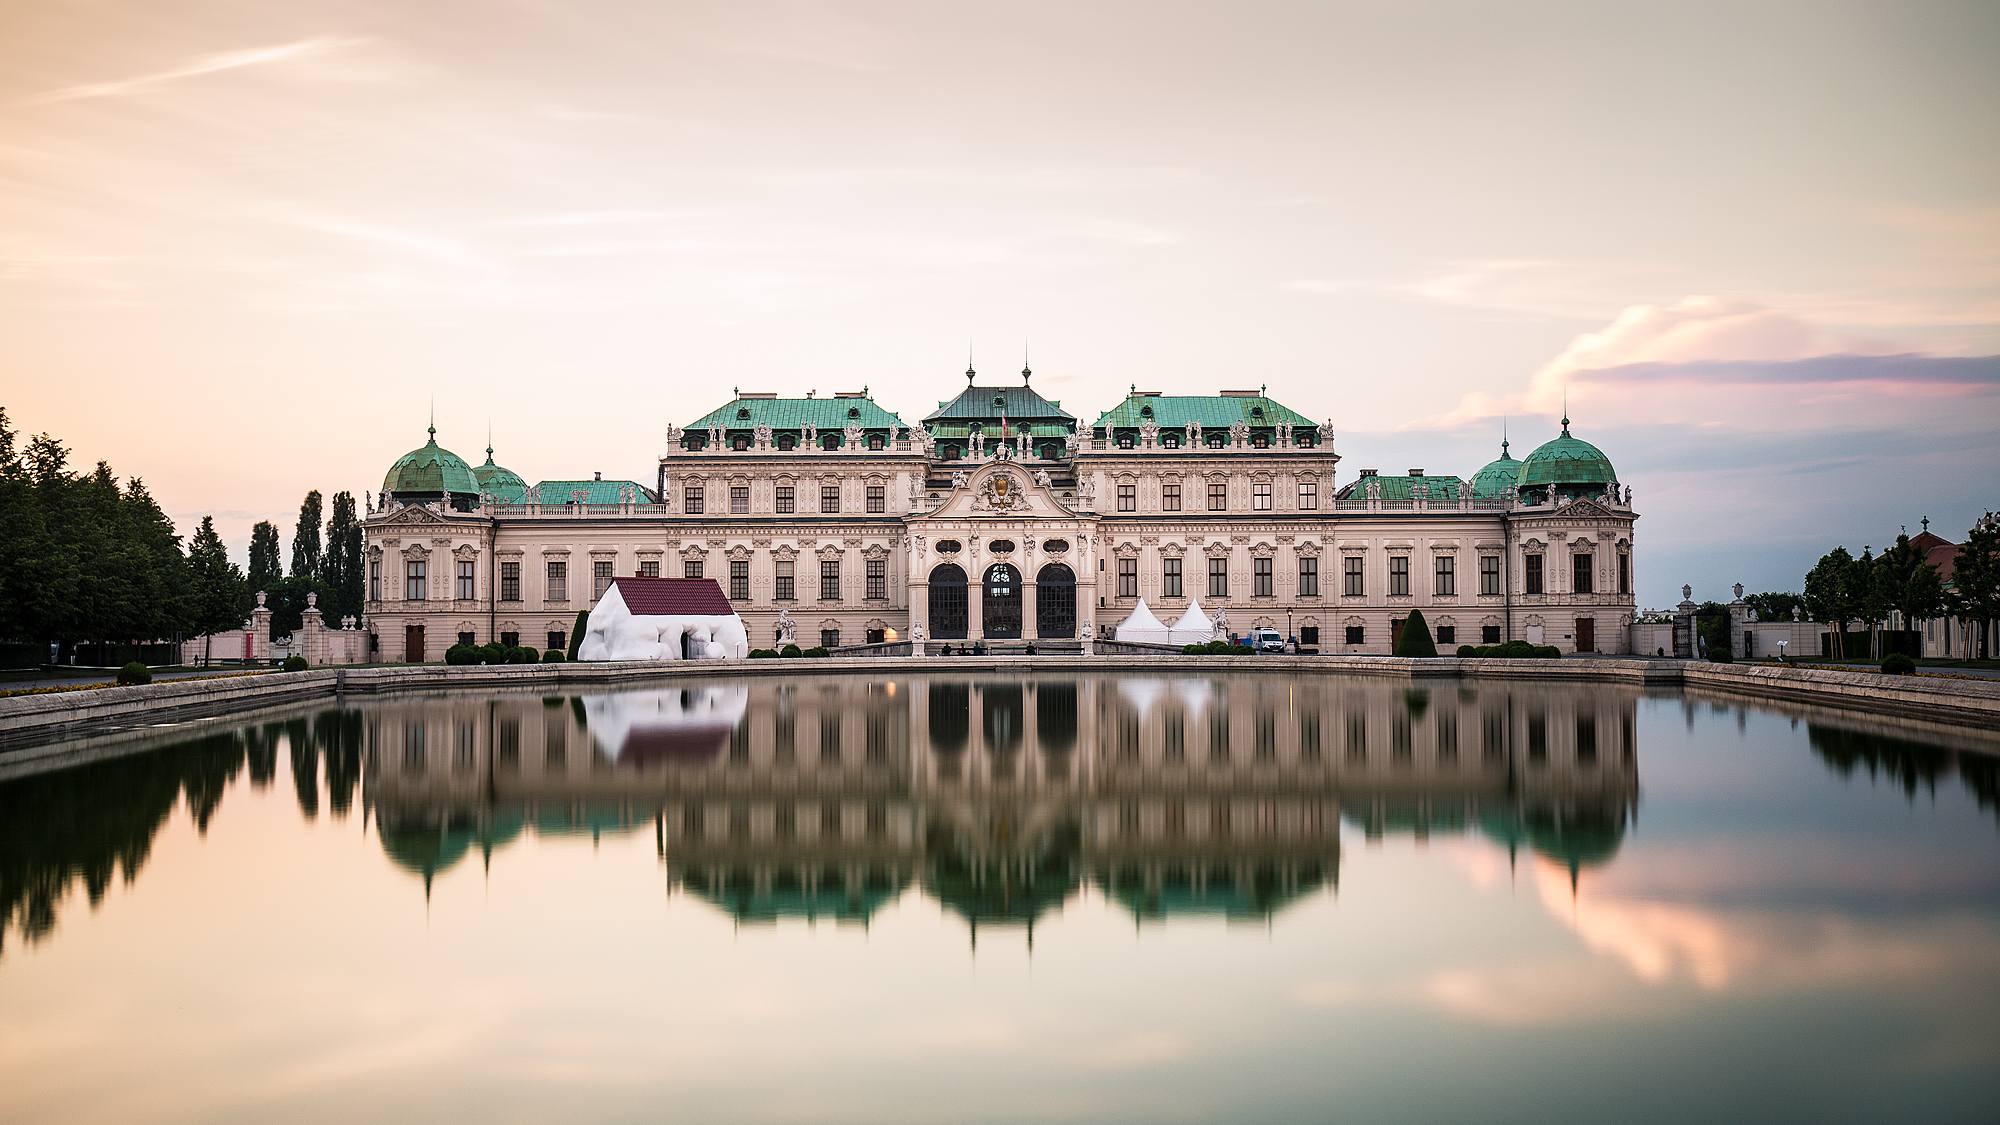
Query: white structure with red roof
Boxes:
[{"xmin": 577, "ymin": 576, "xmax": 748, "ymax": 661}]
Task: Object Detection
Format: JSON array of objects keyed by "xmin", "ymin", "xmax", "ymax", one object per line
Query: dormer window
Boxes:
[
  {"xmin": 732, "ymin": 436, "xmax": 748, "ymax": 451},
  {"xmin": 867, "ymin": 434, "xmax": 884, "ymax": 450},
  {"xmin": 1251, "ymin": 406, "xmax": 1264, "ymax": 418},
  {"xmin": 1117, "ymin": 434, "xmax": 1135, "ymax": 448},
  {"xmin": 1253, "ymin": 433, "xmax": 1269, "ymax": 448},
  {"xmin": 736, "ymin": 407, "xmax": 751, "ymax": 420},
  {"xmin": 847, "ymin": 406, "xmax": 860, "ymax": 418},
  {"xmin": 1207, "ymin": 434, "xmax": 1226, "ymax": 448},
  {"xmin": 1140, "ymin": 405, "xmax": 1153, "ymax": 418},
  {"xmin": 778, "ymin": 435, "xmax": 796, "ymax": 450},
  {"xmin": 943, "ymin": 444, "xmax": 961, "ymax": 460},
  {"xmin": 992, "ymin": 395, "xmax": 1005, "ymax": 408},
  {"xmin": 1162, "ymin": 434, "xmax": 1181, "ymax": 448}
]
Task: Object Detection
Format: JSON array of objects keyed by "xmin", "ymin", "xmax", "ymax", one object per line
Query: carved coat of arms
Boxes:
[{"xmin": 976, "ymin": 471, "xmax": 1028, "ymax": 512}]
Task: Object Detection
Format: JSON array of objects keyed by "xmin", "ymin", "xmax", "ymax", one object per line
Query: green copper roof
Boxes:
[
  {"xmin": 1092, "ymin": 391, "xmax": 1317, "ymax": 434},
  {"xmin": 1334, "ymin": 473, "xmax": 1468, "ymax": 502},
  {"xmin": 383, "ymin": 429, "xmax": 481, "ymax": 498},
  {"xmin": 686, "ymin": 395, "xmax": 908, "ymax": 433},
  {"xmin": 531, "ymin": 479, "xmax": 660, "ymax": 506},
  {"xmin": 1468, "ymin": 442, "xmax": 1521, "ymax": 498},
  {"xmin": 1516, "ymin": 419, "xmax": 1617, "ymax": 491},
  {"xmin": 924, "ymin": 377, "xmax": 1074, "ymax": 424},
  {"xmin": 473, "ymin": 449, "xmax": 529, "ymax": 503}
]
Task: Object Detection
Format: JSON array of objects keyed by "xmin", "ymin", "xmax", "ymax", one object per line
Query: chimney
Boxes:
[
  {"xmin": 594, "ymin": 472, "xmax": 602, "ymax": 481},
  {"xmin": 1359, "ymin": 469, "xmax": 1378, "ymax": 477},
  {"xmin": 1409, "ymin": 468, "xmax": 1424, "ymax": 476}
]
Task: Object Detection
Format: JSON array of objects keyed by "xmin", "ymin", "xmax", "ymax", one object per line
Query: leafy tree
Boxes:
[
  {"xmin": 1394, "ymin": 609, "xmax": 1438, "ymax": 657},
  {"xmin": 1802, "ymin": 547, "xmax": 1860, "ymax": 657},
  {"xmin": 290, "ymin": 490, "xmax": 323, "ymax": 579},
  {"xmin": 1744, "ymin": 591, "xmax": 1801, "ymax": 623},
  {"xmin": 263, "ymin": 574, "xmax": 335, "ymax": 637},
  {"xmin": 1946, "ymin": 514, "xmax": 2000, "ymax": 661},
  {"xmin": 1875, "ymin": 532, "xmax": 1946, "ymax": 657},
  {"xmin": 1854, "ymin": 547, "xmax": 1892, "ymax": 660},
  {"xmin": 186, "ymin": 517, "xmax": 252, "ymax": 665},
  {"xmin": 248, "ymin": 521, "xmax": 283, "ymax": 595},
  {"xmin": 1694, "ymin": 601, "xmax": 1731, "ymax": 656},
  {"xmin": 321, "ymin": 491, "xmax": 364, "ymax": 623}
]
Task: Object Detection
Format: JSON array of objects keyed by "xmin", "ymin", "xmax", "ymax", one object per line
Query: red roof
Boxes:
[{"xmin": 610, "ymin": 576, "xmax": 734, "ymax": 616}]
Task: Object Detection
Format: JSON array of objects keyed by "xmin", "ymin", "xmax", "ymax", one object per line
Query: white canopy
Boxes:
[
  {"xmin": 1113, "ymin": 599, "xmax": 1173, "ymax": 643},
  {"xmin": 1169, "ymin": 599, "xmax": 1214, "ymax": 643}
]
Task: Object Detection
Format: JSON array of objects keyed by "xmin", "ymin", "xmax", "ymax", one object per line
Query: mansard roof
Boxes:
[
  {"xmin": 924, "ymin": 382, "xmax": 1074, "ymax": 424},
  {"xmin": 687, "ymin": 394, "xmax": 908, "ymax": 433},
  {"xmin": 1093, "ymin": 390, "xmax": 1316, "ymax": 433},
  {"xmin": 1334, "ymin": 471, "xmax": 1469, "ymax": 501},
  {"xmin": 531, "ymin": 478, "xmax": 660, "ymax": 505}
]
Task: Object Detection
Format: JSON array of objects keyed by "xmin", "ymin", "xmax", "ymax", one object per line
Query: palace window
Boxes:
[
  {"xmin": 405, "ymin": 561, "xmax": 427, "ymax": 601},
  {"xmin": 1252, "ymin": 481, "xmax": 1271, "ymax": 510},
  {"xmin": 370, "ymin": 559, "xmax": 380, "ymax": 602},
  {"xmin": 1618, "ymin": 554, "xmax": 1630, "ymax": 595},
  {"xmin": 1208, "ymin": 557, "xmax": 1228, "ymax": 598},
  {"xmin": 1435, "ymin": 555, "xmax": 1455, "ymax": 596},
  {"xmin": 1300, "ymin": 625, "xmax": 1319, "ymax": 646},
  {"xmin": 821, "ymin": 560, "xmax": 841, "ymax": 601},
  {"xmin": 594, "ymin": 561, "xmax": 613, "ymax": 601},
  {"xmin": 1480, "ymin": 555, "xmax": 1500, "ymax": 595},
  {"xmin": 821, "ymin": 485, "xmax": 840, "ymax": 514},
  {"xmin": 1298, "ymin": 557, "xmax": 1318, "ymax": 596},
  {"xmin": 638, "ymin": 560, "xmax": 659, "ymax": 579},
  {"xmin": 546, "ymin": 560, "xmax": 566, "ymax": 602},
  {"xmin": 732, "ymin": 436, "xmax": 747, "ymax": 451},
  {"xmin": 1345, "ymin": 626, "xmax": 1364, "ymax": 645},
  {"xmin": 867, "ymin": 559, "xmax": 886, "ymax": 600},
  {"xmin": 776, "ymin": 485, "xmax": 795, "ymax": 513},
  {"xmin": 683, "ymin": 486, "xmax": 704, "ymax": 514},
  {"xmin": 775, "ymin": 560, "xmax": 795, "ymax": 600},
  {"xmin": 1163, "ymin": 483, "xmax": 1181, "ymax": 511},
  {"xmin": 1253, "ymin": 557, "xmax": 1272, "ymax": 596},
  {"xmin": 777, "ymin": 435, "xmax": 796, "ymax": 451},
  {"xmin": 1207, "ymin": 433, "xmax": 1226, "ymax": 449},
  {"xmin": 1344, "ymin": 556, "xmax": 1364, "ymax": 596},
  {"xmin": 501, "ymin": 561, "xmax": 520, "ymax": 601},
  {"xmin": 1118, "ymin": 558, "xmax": 1138, "ymax": 598},
  {"xmin": 1437, "ymin": 625, "xmax": 1456, "ymax": 645},
  {"xmin": 1162, "ymin": 558, "xmax": 1183, "ymax": 597},
  {"xmin": 546, "ymin": 631, "xmax": 566, "ymax": 653},
  {"xmin": 1117, "ymin": 483, "xmax": 1136, "ymax": 512},
  {"xmin": 1525, "ymin": 554, "xmax": 1544, "ymax": 594},
  {"xmin": 730, "ymin": 560, "xmax": 749, "ymax": 600},
  {"xmin": 454, "ymin": 561, "xmax": 475, "ymax": 600},
  {"xmin": 1208, "ymin": 481, "xmax": 1227, "ymax": 511},
  {"xmin": 1389, "ymin": 556, "xmax": 1410, "ymax": 596},
  {"xmin": 1483, "ymin": 625, "xmax": 1502, "ymax": 644},
  {"xmin": 1573, "ymin": 553, "xmax": 1594, "ymax": 594},
  {"xmin": 1298, "ymin": 479, "xmax": 1317, "ymax": 510},
  {"xmin": 1117, "ymin": 433, "xmax": 1134, "ymax": 448},
  {"xmin": 867, "ymin": 485, "xmax": 885, "ymax": 513},
  {"xmin": 821, "ymin": 629, "xmax": 840, "ymax": 649},
  {"xmin": 730, "ymin": 486, "xmax": 748, "ymax": 514},
  {"xmin": 867, "ymin": 434, "xmax": 884, "ymax": 450},
  {"xmin": 1253, "ymin": 433, "xmax": 1269, "ymax": 449},
  {"xmin": 685, "ymin": 560, "xmax": 703, "ymax": 580}
]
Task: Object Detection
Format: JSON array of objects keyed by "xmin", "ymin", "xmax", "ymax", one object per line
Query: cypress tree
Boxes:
[
  {"xmin": 1394, "ymin": 609, "xmax": 1439, "ymax": 657},
  {"xmin": 249, "ymin": 521, "xmax": 282, "ymax": 595},
  {"xmin": 321, "ymin": 491, "xmax": 364, "ymax": 622},
  {"xmin": 290, "ymin": 490, "xmax": 323, "ymax": 579}
]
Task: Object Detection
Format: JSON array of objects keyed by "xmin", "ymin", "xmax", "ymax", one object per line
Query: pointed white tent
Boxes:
[
  {"xmin": 1113, "ymin": 599, "xmax": 1173, "ymax": 643},
  {"xmin": 1169, "ymin": 599, "xmax": 1214, "ymax": 644}
]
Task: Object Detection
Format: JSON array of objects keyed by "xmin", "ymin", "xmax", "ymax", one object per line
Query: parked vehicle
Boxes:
[{"xmin": 1247, "ymin": 627, "xmax": 1286, "ymax": 653}]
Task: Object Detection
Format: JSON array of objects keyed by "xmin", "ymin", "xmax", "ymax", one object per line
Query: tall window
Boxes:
[
  {"xmin": 1389, "ymin": 556, "xmax": 1410, "ymax": 596},
  {"xmin": 455, "ymin": 560, "xmax": 475, "ymax": 600},
  {"xmin": 775, "ymin": 560, "xmax": 795, "ymax": 600},
  {"xmin": 406, "ymin": 561, "xmax": 427, "ymax": 601},
  {"xmin": 821, "ymin": 485, "xmax": 840, "ymax": 514},
  {"xmin": 500, "ymin": 561, "xmax": 520, "ymax": 601},
  {"xmin": 684, "ymin": 560, "xmax": 703, "ymax": 580},
  {"xmin": 1163, "ymin": 558, "xmax": 1183, "ymax": 598},
  {"xmin": 866, "ymin": 559, "xmax": 886, "ymax": 599},
  {"xmin": 1252, "ymin": 481, "xmax": 1271, "ymax": 510},
  {"xmin": 682, "ymin": 485, "xmax": 704, "ymax": 514},
  {"xmin": 369, "ymin": 559, "xmax": 380, "ymax": 602},
  {"xmin": 1525, "ymin": 554, "xmax": 1544, "ymax": 594},
  {"xmin": 821, "ymin": 560, "xmax": 840, "ymax": 600},
  {"xmin": 1298, "ymin": 479, "xmax": 1318, "ymax": 510},
  {"xmin": 1344, "ymin": 556, "xmax": 1364, "ymax": 596},
  {"xmin": 730, "ymin": 486, "xmax": 748, "ymax": 514},
  {"xmin": 1163, "ymin": 483, "xmax": 1181, "ymax": 511},
  {"xmin": 1253, "ymin": 557, "xmax": 1272, "ymax": 596},
  {"xmin": 866, "ymin": 485, "xmax": 885, "ymax": 513},
  {"xmin": 821, "ymin": 629, "xmax": 840, "ymax": 649},
  {"xmin": 546, "ymin": 560, "xmax": 566, "ymax": 602},
  {"xmin": 1573, "ymin": 553, "xmax": 1594, "ymax": 594},
  {"xmin": 1435, "ymin": 555, "xmax": 1455, "ymax": 596},
  {"xmin": 1117, "ymin": 483, "xmax": 1136, "ymax": 512},
  {"xmin": 1480, "ymin": 555, "xmax": 1500, "ymax": 595},
  {"xmin": 594, "ymin": 561, "xmax": 614, "ymax": 601},
  {"xmin": 638, "ymin": 560, "xmax": 659, "ymax": 579},
  {"xmin": 1117, "ymin": 558, "xmax": 1137, "ymax": 597},
  {"xmin": 1298, "ymin": 557, "xmax": 1318, "ymax": 596},
  {"xmin": 730, "ymin": 560, "xmax": 749, "ymax": 600},
  {"xmin": 1208, "ymin": 480, "xmax": 1227, "ymax": 511},
  {"xmin": 1619, "ymin": 554, "xmax": 1630, "ymax": 595},
  {"xmin": 1208, "ymin": 557, "xmax": 1228, "ymax": 598},
  {"xmin": 776, "ymin": 485, "xmax": 795, "ymax": 514}
]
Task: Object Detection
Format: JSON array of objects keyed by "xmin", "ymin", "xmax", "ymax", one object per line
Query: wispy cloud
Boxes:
[{"xmin": 27, "ymin": 37, "xmax": 365, "ymax": 105}]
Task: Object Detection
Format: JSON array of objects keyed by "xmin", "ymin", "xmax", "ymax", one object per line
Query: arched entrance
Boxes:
[
  {"xmin": 982, "ymin": 563, "xmax": 1022, "ymax": 639},
  {"xmin": 1035, "ymin": 563, "xmax": 1075, "ymax": 638},
  {"xmin": 929, "ymin": 564, "xmax": 968, "ymax": 639}
]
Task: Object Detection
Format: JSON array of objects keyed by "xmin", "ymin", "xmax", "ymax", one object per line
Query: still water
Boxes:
[{"xmin": 2, "ymin": 674, "xmax": 1996, "ymax": 1124}]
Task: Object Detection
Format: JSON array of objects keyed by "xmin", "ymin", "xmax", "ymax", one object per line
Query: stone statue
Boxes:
[
  {"xmin": 1624, "ymin": 485, "xmax": 1633, "ymax": 505},
  {"xmin": 951, "ymin": 469, "xmax": 969, "ymax": 490},
  {"xmin": 1458, "ymin": 479, "xmax": 1473, "ymax": 501},
  {"xmin": 1211, "ymin": 607, "xmax": 1229, "ymax": 640},
  {"xmin": 803, "ymin": 423, "xmax": 817, "ymax": 447},
  {"xmin": 1079, "ymin": 475, "xmax": 1096, "ymax": 505},
  {"xmin": 776, "ymin": 609, "xmax": 795, "ymax": 645},
  {"xmin": 753, "ymin": 422, "xmax": 771, "ymax": 446},
  {"xmin": 1139, "ymin": 418, "xmax": 1159, "ymax": 444},
  {"xmin": 844, "ymin": 421, "xmax": 863, "ymax": 446},
  {"xmin": 912, "ymin": 622, "xmax": 925, "ymax": 644},
  {"xmin": 1034, "ymin": 469, "xmax": 1053, "ymax": 488},
  {"xmin": 908, "ymin": 476, "xmax": 923, "ymax": 505},
  {"xmin": 1081, "ymin": 620, "xmax": 1094, "ymax": 640},
  {"xmin": 1229, "ymin": 418, "xmax": 1250, "ymax": 445},
  {"xmin": 1546, "ymin": 485, "xmax": 1558, "ymax": 507},
  {"xmin": 1276, "ymin": 423, "xmax": 1290, "ymax": 446},
  {"xmin": 1733, "ymin": 583, "xmax": 1744, "ymax": 600},
  {"xmin": 910, "ymin": 423, "xmax": 933, "ymax": 454},
  {"xmin": 663, "ymin": 425, "xmax": 682, "ymax": 450},
  {"xmin": 1365, "ymin": 478, "xmax": 1380, "ymax": 501},
  {"xmin": 1682, "ymin": 584, "xmax": 1693, "ymax": 601},
  {"xmin": 708, "ymin": 425, "xmax": 722, "ymax": 448},
  {"xmin": 1187, "ymin": 421, "xmax": 1201, "ymax": 447},
  {"xmin": 1065, "ymin": 423, "xmax": 1084, "ymax": 457}
]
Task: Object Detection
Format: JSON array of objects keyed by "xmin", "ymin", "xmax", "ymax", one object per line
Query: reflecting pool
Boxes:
[{"xmin": 2, "ymin": 674, "xmax": 1996, "ymax": 1124}]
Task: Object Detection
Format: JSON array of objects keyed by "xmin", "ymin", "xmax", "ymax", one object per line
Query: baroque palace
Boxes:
[{"xmin": 360, "ymin": 365, "xmax": 1638, "ymax": 660}]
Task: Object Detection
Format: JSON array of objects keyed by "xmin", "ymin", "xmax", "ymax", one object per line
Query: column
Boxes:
[{"xmin": 1023, "ymin": 580, "xmax": 1038, "ymax": 641}]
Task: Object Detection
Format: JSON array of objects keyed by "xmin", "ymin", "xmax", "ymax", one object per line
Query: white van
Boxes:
[{"xmin": 1246, "ymin": 628, "xmax": 1286, "ymax": 653}]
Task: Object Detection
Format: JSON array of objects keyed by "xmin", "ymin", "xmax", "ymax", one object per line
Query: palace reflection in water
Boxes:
[{"xmin": 362, "ymin": 675, "xmax": 1641, "ymax": 931}]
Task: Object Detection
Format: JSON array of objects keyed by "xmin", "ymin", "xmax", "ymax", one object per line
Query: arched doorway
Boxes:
[
  {"xmin": 1036, "ymin": 563, "xmax": 1075, "ymax": 638},
  {"xmin": 982, "ymin": 563, "xmax": 1022, "ymax": 638},
  {"xmin": 929, "ymin": 564, "xmax": 968, "ymax": 639}
]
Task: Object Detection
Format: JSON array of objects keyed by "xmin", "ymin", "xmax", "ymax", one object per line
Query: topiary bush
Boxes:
[
  {"xmin": 117, "ymin": 661, "xmax": 151, "ymax": 685},
  {"xmin": 1394, "ymin": 610, "xmax": 1439, "ymax": 657},
  {"xmin": 283, "ymin": 655, "xmax": 308, "ymax": 672},
  {"xmin": 1181, "ymin": 644, "xmax": 1206, "ymax": 655},
  {"xmin": 1707, "ymin": 647, "xmax": 1734, "ymax": 664},
  {"xmin": 508, "ymin": 646, "xmax": 538, "ymax": 664},
  {"xmin": 1882, "ymin": 652, "xmax": 1916, "ymax": 675},
  {"xmin": 445, "ymin": 644, "xmax": 476, "ymax": 665},
  {"xmin": 1456, "ymin": 645, "xmax": 1477, "ymax": 658},
  {"xmin": 749, "ymin": 648, "xmax": 779, "ymax": 659},
  {"xmin": 542, "ymin": 649, "xmax": 565, "ymax": 662},
  {"xmin": 780, "ymin": 643, "xmax": 803, "ymax": 658},
  {"xmin": 568, "ymin": 610, "xmax": 589, "ymax": 661},
  {"xmin": 479, "ymin": 642, "xmax": 508, "ymax": 665},
  {"xmin": 1535, "ymin": 645, "xmax": 1562, "ymax": 659},
  {"xmin": 804, "ymin": 646, "xmax": 829, "ymax": 658}
]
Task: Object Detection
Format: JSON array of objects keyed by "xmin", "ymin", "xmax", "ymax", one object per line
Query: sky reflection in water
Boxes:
[{"xmin": 1, "ymin": 674, "xmax": 1996, "ymax": 1125}]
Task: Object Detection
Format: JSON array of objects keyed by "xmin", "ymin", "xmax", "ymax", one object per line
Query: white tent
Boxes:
[
  {"xmin": 1169, "ymin": 599, "xmax": 1215, "ymax": 644},
  {"xmin": 1113, "ymin": 599, "xmax": 1173, "ymax": 643}
]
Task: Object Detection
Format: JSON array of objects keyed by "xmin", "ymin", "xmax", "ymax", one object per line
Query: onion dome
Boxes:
[
  {"xmin": 382, "ymin": 427, "xmax": 481, "ymax": 508},
  {"xmin": 1468, "ymin": 439, "xmax": 1521, "ymax": 498},
  {"xmin": 472, "ymin": 445, "xmax": 529, "ymax": 503},
  {"xmin": 1516, "ymin": 417, "xmax": 1617, "ymax": 502}
]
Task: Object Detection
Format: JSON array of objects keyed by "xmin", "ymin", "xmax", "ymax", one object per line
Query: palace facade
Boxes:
[{"xmin": 360, "ymin": 368, "xmax": 1639, "ymax": 659}]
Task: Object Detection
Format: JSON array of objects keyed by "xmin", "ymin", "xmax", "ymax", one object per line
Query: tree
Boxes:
[
  {"xmin": 1855, "ymin": 548, "xmax": 1891, "ymax": 660},
  {"xmin": 1946, "ymin": 514, "xmax": 2000, "ymax": 661},
  {"xmin": 1876, "ymin": 532, "xmax": 1945, "ymax": 658},
  {"xmin": 1744, "ymin": 591, "xmax": 1801, "ymax": 624},
  {"xmin": 186, "ymin": 517, "xmax": 252, "ymax": 665},
  {"xmin": 264, "ymin": 574, "xmax": 335, "ymax": 637},
  {"xmin": 248, "ymin": 521, "xmax": 282, "ymax": 595},
  {"xmin": 1694, "ymin": 601, "xmax": 1731, "ymax": 656},
  {"xmin": 1394, "ymin": 609, "xmax": 1438, "ymax": 657},
  {"xmin": 321, "ymin": 491, "xmax": 364, "ymax": 623},
  {"xmin": 1802, "ymin": 547, "xmax": 1860, "ymax": 657},
  {"xmin": 290, "ymin": 490, "xmax": 323, "ymax": 579}
]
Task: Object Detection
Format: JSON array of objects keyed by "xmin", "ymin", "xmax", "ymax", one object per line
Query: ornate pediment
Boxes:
[
  {"xmin": 726, "ymin": 544, "xmax": 753, "ymax": 560},
  {"xmin": 383, "ymin": 505, "xmax": 445, "ymax": 526},
  {"xmin": 863, "ymin": 544, "xmax": 888, "ymax": 560},
  {"xmin": 679, "ymin": 543, "xmax": 708, "ymax": 559},
  {"xmin": 1249, "ymin": 541, "xmax": 1275, "ymax": 558},
  {"xmin": 773, "ymin": 544, "xmax": 798, "ymax": 561},
  {"xmin": 816, "ymin": 544, "xmax": 844, "ymax": 559},
  {"xmin": 974, "ymin": 469, "xmax": 1031, "ymax": 512},
  {"xmin": 1158, "ymin": 542, "xmax": 1185, "ymax": 558},
  {"xmin": 1204, "ymin": 541, "xmax": 1232, "ymax": 557},
  {"xmin": 1562, "ymin": 500, "xmax": 1610, "ymax": 518},
  {"xmin": 400, "ymin": 542, "xmax": 430, "ymax": 559},
  {"xmin": 1295, "ymin": 540, "xmax": 1321, "ymax": 557},
  {"xmin": 452, "ymin": 544, "xmax": 480, "ymax": 561},
  {"xmin": 1113, "ymin": 541, "xmax": 1140, "ymax": 557}
]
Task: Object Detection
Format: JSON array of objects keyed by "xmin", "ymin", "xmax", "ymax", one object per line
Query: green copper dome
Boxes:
[
  {"xmin": 1516, "ymin": 418, "xmax": 1617, "ymax": 499},
  {"xmin": 382, "ymin": 428, "xmax": 481, "ymax": 501},
  {"xmin": 1468, "ymin": 440, "xmax": 1521, "ymax": 498},
  {"xmin": 472, "ymin": 446, "xmax": 529, "ymax": 503}
]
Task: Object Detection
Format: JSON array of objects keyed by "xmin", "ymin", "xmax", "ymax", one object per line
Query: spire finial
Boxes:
[
  {"xmin": 1922, "ymin": 516, "xmax": 1930, "ymax": 532},
  {"xmin": 1022, "ymin": 337, "xmax": 1031, "ymax": 384},
  {"xmin": 428, "ymin": 398, "xmax": 436, "ymax": 443},
  {"xmin": 1502, "ymin": 415, "xmax": 1509, "ymax": 456},
  {"xmin": 1561, "ymin": 388, "xmax": 1569, "ymax": 436},
  {"xmin": 967, "ymin": 339, "xmax": 975, "ymax": 386}
]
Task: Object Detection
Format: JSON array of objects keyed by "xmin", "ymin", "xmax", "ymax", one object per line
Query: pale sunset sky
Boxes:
[{"xmin": 2, "ymin": 0, "xmax": 1994, "ymax": 607}]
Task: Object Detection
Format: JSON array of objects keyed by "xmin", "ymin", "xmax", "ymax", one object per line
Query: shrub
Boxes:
[
  {"xmin": 542, "ymin": 649, "xmax": 565, "ymax": 663},
  {"xmin": 445, "ymin": 644, "xmax": 475, "ymax": 665},
  {"xmin": 1706, "ymin": 647, "xmax": 1733, "ymax": 664},
  {"xmin": 804, "ymin": 646, "xmax": 829, "ymax": 658},
  {"xmin": 1181, "ymin": 644, "xmax": 1204, "ymax": 655},
  {"xmin": 1394, "ymin": 610, "xmax": 1439, "ymax": 657},
  {"xmin": 478, "ymin": 642, "xmax": 508, "ymax": 665},
  {"xmin": 749, "ymin": 648, "xmax": 779, "ymax": 659},
  {"xmin": 1456, "ymin": 645, "xmax": 1476, "ymax": 657},
  {"xmin": 1228, "ymin": 644, "xmax": 1253, "ymax": 655},
  {"xmin": 283, "ymin": 655, "xmax": 308, "ymax": 672},
  {"xmin": 117, "ymin": 661, "xmax": 151, "ymax": 685},
  {"xmin": 1882, "ymin": 652, "xmax": 1916, "ymax": 675},
  {"xmin": 1535, "ymin": 645, "xmax": 1562, "ymax": 659},
  {"xmin": 509, "ymin": 646, "xmax": 538, "ymax": 664},
  {"xmin": 568, "ymin": 610, "xmax": 590, "ymax": 661},
  {"xmin": 780, "ymin": 644, "xmax": 803, "ymax": 658}
]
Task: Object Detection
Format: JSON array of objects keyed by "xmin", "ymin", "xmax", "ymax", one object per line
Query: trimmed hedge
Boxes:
[
  {"xmin": 508, "ymin": 646, "xmax": 539, "ymax": 664},
  {"xmin": 117, "ymin": 661, "xmax": 151, "ymax": 685},
  {"xmin": 1394, "ymin": 610, "xmax": 1439, "ymax": 657},
  {"xmin": 1460, "ymin": 640, "xmax": 1561, "ymax": 659},
  {"xmin": 282, "ymin": 655, "xmax": 308, "ymax": 672},
  {"xmin": 803, "ymin": 646, "xmax": 830, "ymax": 658},
  {"xmin": 1882, "ymin": 653, "xmax": 1916, "ymax": 675},
  {"xmin": 780, "ymin": 644, "xmax": 803, "ymax": 658},
  {"xmin": 749, "ymin": 648, "xmax": 780, "ymax": 659},
  {"xmin": 568, "ymin": 610, "xmax": 589, "ymax": 661},
  {"xmin": 542, "ymin": 649, "xmax": 565, "ymax": 662},
  {"xmin": 1706, "ymin": 647, "xmax": 1733, "ymax": 663}
]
